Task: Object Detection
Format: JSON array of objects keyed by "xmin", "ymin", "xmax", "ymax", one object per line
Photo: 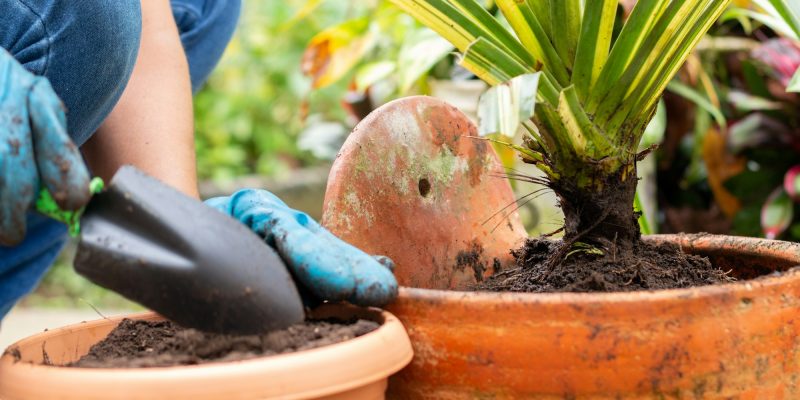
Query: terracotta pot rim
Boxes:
[{"xmin": 399, "ymin": 234, "xmax": 800, "ymax": 304}]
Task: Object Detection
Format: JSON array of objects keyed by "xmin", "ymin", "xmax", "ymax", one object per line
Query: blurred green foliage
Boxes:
[
  {"xmin": 657, "ymin": 2, "xmax": 800, "ymax": 241},
  {"xmin": 193, "ymin": 0, "xmax": 361, "ymax": 181}
]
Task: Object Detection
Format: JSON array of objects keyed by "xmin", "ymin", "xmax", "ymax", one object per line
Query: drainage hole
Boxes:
[{"xmin": 418, "ymin": 178, "xmax": 431, "ymax": 197}]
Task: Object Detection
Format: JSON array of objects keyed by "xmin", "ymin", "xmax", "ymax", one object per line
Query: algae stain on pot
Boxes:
[
  {"xmin": 365, "ymin": 108, "xmax": 474, "ymax": 205},
  {"xmin": 344, "ymin": 190, "xmax": 374, "ymax": 227}
]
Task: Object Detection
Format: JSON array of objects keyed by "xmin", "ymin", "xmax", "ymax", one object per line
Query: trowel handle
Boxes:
[{"xmin": 35, "ymin": 177, "xmax": 105, "ymax": 237}]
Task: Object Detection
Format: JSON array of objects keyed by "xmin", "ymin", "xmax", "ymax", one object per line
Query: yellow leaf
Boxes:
[
  {"xmin": 301, "ymin": 20, "xmax": 375, "ymax": 89},
  {"xmin": 702, "ymin": 128, "xmax": 746, "ymax": 217}
]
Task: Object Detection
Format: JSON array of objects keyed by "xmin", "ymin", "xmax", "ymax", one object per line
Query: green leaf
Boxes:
[
  {"xmin": 667, "ymin": 80, "xmax": 727, "ymax": 129},
  {"xmin": 720, "ymin": 7, "xmax": 754, "ymax": 34},
  {"xmin": 460, "ymin": 38, "xmax": 560, "ymax": 104},
  {"xmin": 589, "ymin": 0, "xmax": 669, "ymax": 111},
  {"xmin": 640, "ymin": 100, "xmax": 667, "ymax": 150},
  {"xmin": 460, "ymin": 37, "xmax": 532, "ymax": 84},
  {"xmin": 477, "ymin": 73, "xmax": 541, "ymax": 138},
  {"xmin": 397, "ymin": 28, "xmax": 455, "ymax": 92},
  {"xmin": 761, "ymin": 187, "xmax": 794, "ymax": 239},
  {"xmin": 527, "ymin": 0, "xmax": 552, "ymax": 39},
  {"xmin": 788, "ymin": 67, "xmax": 800, "ymax": 93},
  {"xmin": 495, "ymin": 0, "xmax": 570, "ymax": 86},
  {"xmin": 566, "ymin": 242, "xmax": 604, "ymax": 258},
  {"xmin": 448, "ymin": 0, "xmax": 535, "ymax": 65},
  {"xmin": 767, "ymin": 0, "xmax": 800, "ymax": 37},
  {"xmin": 571, "ymin": 0, "xmax": 617, "ymax": 101},
  {"xmin": 634, "ymin": 191, "xmax": 653, "ymax": 235},
  {"xmin": 355, "ymin": 61, "xmax": 397, "ymax": 93},
  {"xmin": 596, "ymin": 0, "xmax": 730, "ymax": 129},
  {"xmin": 475, "ymin": 135, "xmax": 544, "ymax": 163},
  {"xmin": 390, "ymin": 0, "xmax": 491, "ymax": 51},
  {"xmin": 36, "ymin": 178, "xmax": 104, "ymax": 237},
  {"xmin": 727, "ymin": 90, "xmax": 784, "ymax": 112},
  {"xmin": 549, "ymin": 0, "xmax": 581, "ymax": 69},
  {"xmin": 629, "ymin": 0, "xmax": 730, "ymax": 121},
  {"xmin": 741, "ymin": 0, "xmax": 800, "ymax": 40},
  {"xmin": 556, "ymin": 86, "xmax": 614, "ymax": 158}
]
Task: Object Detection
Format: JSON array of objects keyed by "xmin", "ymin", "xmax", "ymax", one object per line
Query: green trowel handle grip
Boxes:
[{"xmin": 35, "ymin": 177, "xmax": 105, "ymax": 237}]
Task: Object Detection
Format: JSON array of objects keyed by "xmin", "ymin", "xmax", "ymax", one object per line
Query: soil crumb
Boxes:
[
  {"xmin": 475, "ymin": 238, "xmax": 735, "ymax": 292},
  {"xmin": 69, "ymin": 318, "xmax": 378, "ymax": 368}
]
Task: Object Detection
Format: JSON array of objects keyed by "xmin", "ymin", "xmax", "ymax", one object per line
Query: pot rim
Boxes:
[
  {"xmin": 0, "ymin": 304, "xmax": 413, "ymax": 400},
  {"xmin": 397, "ymin": 234, "xmax": 800, "ymax": 305}
]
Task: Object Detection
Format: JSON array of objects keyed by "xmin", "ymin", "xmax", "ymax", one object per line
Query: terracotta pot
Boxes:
[
  {"xmin": 322, "ymin": 97, "xmax": 800, "ymax": 398},
  {"xmin": 0, "ymin": 304, "xmax": 413, "ymax": 400},
  {"xmin": 385, "ymin": 235, "xmax": 800, "ymax": 399}
]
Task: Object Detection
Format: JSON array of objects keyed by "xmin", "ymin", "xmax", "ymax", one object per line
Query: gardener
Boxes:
[{"xmin": 0, "ymin": 0, "xmax": 396, "ymax": 319}]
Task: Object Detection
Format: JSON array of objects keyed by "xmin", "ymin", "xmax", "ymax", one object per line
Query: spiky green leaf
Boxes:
[
  {"xmin": 495, "ymin": 0, "xmax": 570, "ymax": 86},
  {"xmin": 571, "ymin": 0, "xmax": 617, "ymax": 100},
  {"xmin": 549, "ymin": 0, "xmax": 582, "ymax": 69}
]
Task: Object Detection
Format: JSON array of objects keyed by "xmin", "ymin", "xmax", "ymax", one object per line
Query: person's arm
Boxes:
[{"xmin": 81, "ymin": 0, "xmax": 198, "ymax": 197}]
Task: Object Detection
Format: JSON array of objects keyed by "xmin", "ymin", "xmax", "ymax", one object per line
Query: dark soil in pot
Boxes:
[
  {"xmin": 66, "ymin": 318, "xmax": 378, "ymax": 368},
  {"xmin": 475, "ymin": 238, "xmax": 735, "ymax": 293}
]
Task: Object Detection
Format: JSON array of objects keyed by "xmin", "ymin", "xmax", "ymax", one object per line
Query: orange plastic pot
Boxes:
[
  {"xmin": 321, "ymin": 97, "xmax": 800, "ymax": 398},
  {"xmin": 0, "ymin": 304, "xmax": 413, "ymax": 400}
]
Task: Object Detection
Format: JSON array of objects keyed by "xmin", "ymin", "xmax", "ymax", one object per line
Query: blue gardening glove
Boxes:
[
  {"xmin": 205, "ymin": 190, "xmax": 398, "ymax": 307},
  {"xmin": 0, "ymin": 49, "xmax": 90, "ymax": 246}
]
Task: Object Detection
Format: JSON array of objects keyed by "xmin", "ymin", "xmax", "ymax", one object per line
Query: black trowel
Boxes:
[{"xmin": 37, "ymin": 165, "xmax": 305, "ymax": 334}]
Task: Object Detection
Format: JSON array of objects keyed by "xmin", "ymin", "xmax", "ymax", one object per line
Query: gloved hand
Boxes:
[
  {"xmin": 205, "ymin": 190, "xmax": 398, "ymax": 307},
  {"xmin": 0, "ymin": 48, "xmax": 90, "ymax": 245}
]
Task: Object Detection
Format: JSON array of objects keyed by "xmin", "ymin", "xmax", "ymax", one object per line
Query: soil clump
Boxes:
[
  {"xmin": 68, "ymin": 318, "xmax": 378, "ymax": 368},
  {"xmin": 475, "ymin": 238, "xmax": 735, "ymax": 292}
]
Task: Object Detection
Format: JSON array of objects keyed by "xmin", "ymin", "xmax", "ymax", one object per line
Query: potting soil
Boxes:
[
  {"xmin": 475, "ymin": 238, "xmax": 735, "ymax": 292},
  {"xmin": 68, "ymin": 318, "xmax": 378, "ymax": 368}
]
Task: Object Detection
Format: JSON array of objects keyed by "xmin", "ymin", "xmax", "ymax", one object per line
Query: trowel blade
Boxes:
[{"xmin": 73, "ymin": 166, "xmax": 305, "ymax": 334}]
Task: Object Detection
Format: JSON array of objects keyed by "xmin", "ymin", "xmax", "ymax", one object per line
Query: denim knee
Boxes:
[
  {"xmin": 171, "ymin": 0, "xmax": 241, "ymax": 92},
  {"xmin": 0, "ymin": 0, "xmax": 142, "ymax": 146}
]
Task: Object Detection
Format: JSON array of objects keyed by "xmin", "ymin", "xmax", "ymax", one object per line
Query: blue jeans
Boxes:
[{"xmin": 0, "ymin": 0, "xmax": 241, "ymax": 319}]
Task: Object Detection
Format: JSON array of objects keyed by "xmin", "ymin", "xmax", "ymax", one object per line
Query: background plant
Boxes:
[
  {"xmin": 655, "ymin": 0, "xmax": 800, "ymax": 241},
  {"xmin": 192, "ymin": 0, "xmax": 360, "ymax": 180}
]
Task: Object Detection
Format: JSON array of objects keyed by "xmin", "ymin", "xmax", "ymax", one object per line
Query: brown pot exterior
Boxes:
[
  {"xmin": 386, "ymin": 235, "xmax": 800, "ymax": 399},
  {"xmin": 0, "ymin": 305, "xmax": 413, "ymax": 400}
]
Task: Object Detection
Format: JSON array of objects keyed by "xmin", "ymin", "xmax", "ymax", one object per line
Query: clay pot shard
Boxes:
[{"xmin": 323, "ymin": 96, "xmax": 527, "ymax": 290}]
